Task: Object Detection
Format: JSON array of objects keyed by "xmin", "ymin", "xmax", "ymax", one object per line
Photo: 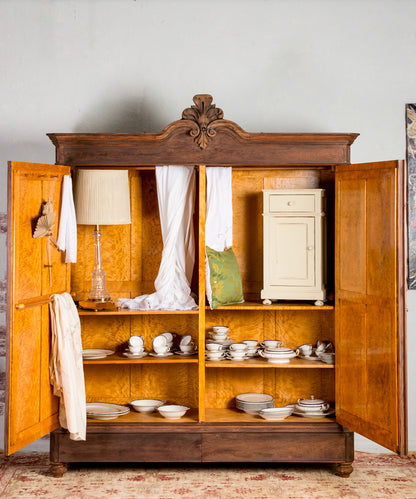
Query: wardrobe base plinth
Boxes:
[{"xmin": 49, "ymin": 422, "xmax": 354, "ymax": 476}]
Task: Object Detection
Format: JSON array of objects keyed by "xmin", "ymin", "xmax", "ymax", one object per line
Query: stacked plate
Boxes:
[
  {"xmin": 82, "ymin": 349, "xmax": 114, "ymax": 360},
  {"xmin": 86, "ymin": 402, "xmax": 130, "ymax": 420},
  {"xmin": 236, "ymin": 393, "xmax": 274, "ymax": 414}
]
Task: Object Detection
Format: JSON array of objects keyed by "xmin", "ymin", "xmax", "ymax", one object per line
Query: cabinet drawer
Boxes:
[{"xmin": 269, "ymin": 194, "xmax": 316, "ymax": 213}]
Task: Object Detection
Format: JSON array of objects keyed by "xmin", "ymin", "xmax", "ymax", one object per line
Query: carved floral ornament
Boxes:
[{"xmin": 182, "ymin": 94, "xmax": 224, "ymax": 150}]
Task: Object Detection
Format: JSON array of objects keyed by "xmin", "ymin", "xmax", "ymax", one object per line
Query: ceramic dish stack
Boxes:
[
  {"xmin": 174, "ymin": 334, "xmax": 198, "ymax": 356},
  {"xmin": 259, "ymin": 346, "xmax": 296, "ymax": 364},
  {"xmin": 235, "ymin": 393, "xmax": 274, "ymax": 414},
  {"xmin": 150, "ymin": 333, "xmax": 174, "ymax": 357},
  {"xmin": 205, "ymin": 342, "xmax": 226, "ymax": 361},
  {"xmin": 82, "ymin": 349, "xmax": 114, "ymax": 360},
  {"xmin": 86, "ymin": 402, "xmax": 130, "ymax": 420},
  {"xmin": 242, "ymin": 340, "xmax": 259, "ymax": 357}
]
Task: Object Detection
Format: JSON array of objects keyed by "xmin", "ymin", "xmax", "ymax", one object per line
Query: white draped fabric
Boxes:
[
  {"xmin": 49, "ymin": 292, "xmax": 86, "ymax": 441},
  {"xmin": 205, "ymin": 167, "xmax": 233, "ymax": 305},
  {"xmin": 121, "ymin": 165, "xmax": 197, "ymax": 311},
  {"xmin": 57, "ymin": 175, "xmax": 77, "ymax": 263}
]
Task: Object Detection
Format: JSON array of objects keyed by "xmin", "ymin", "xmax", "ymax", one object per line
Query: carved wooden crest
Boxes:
[{"xmin": 182, "ymin": 94, "xmax": 224, "ymax": 149}]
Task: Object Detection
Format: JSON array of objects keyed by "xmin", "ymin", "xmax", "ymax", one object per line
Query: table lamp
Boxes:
[{"xmin": 74, "ymin": 169, "xmax": 131, "ymax": 302}]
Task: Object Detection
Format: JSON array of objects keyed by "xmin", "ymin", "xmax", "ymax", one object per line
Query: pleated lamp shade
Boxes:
[{"xmin": 75, "ymin": 169, "xmax": 131, "ymax": 225}]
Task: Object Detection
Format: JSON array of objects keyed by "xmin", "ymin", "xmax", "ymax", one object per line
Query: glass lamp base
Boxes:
[{"xmin": 88, "ymin": 268, "xmax": 111, "ymax": 302}]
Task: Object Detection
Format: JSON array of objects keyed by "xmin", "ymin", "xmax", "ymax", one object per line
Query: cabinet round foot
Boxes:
[
  {"xmin": 314, "ymin": 300, "xmax": 324, "ymax": 307},
  {"xmin": 49, "ymin": 462, "xmax": 69, "ymax": 478},
  {"xmin": 262, "ymin": 299, "xmax": 272, "ymax": 305},
  {"xmin": 335, "ymin": 462, "xmax": 354, "ymax": 478}
]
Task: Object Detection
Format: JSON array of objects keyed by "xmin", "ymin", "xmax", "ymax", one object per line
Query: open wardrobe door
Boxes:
[
  {"xmin": 335, "ymin": 160, "xmax": 407, "ymax": 455},
  {"xmin": 5, "ymin": 162, "xmax": 71, "ymax": 454}
]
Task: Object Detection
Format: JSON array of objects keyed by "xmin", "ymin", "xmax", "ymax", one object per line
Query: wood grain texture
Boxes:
[
  {"xmin": 335, "ymin": 161, "xmax": 402, "ymax": 453},
  {"xmin": 6, "ymin": 162, "xmax": 69, "ymax": 454}
]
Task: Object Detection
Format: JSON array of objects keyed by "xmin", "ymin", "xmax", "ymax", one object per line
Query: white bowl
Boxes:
[
  {"xmin": 157, "ymin": 405, "xmax": 190, "ymax": 419},
  {"xmin": 130, "ymin": 399, "xmax": 165, "ymax": 414},
  {"xmin": 258, "ymin": 406, "xmax": 294, "ymax": 420}
]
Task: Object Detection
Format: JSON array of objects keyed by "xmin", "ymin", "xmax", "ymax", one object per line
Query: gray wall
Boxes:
[{"xmin": 0, "ymin": 0, "xmax": 415, "ymax": 452}]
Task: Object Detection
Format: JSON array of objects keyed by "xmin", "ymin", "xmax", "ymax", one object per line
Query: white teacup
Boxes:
[
  {"xmin": 296, "ymin": 344, "xmax": 313, "ymax": 357},
  {"xmin": 153, "ymin": 334, "xmax": 169, "ymax": 354},
  {"xmin": 242, "ymin": 340, "xmax": 258, "ymax": 348},
  {"xmin": 228, "ymin": 350, "xmax": 245, "ymax": 359},
  {"xmin": 261, "ymin": 340, "xmax": 282, "ymax": 349},
  {"xmin": 180, "ymin": 343, "xmax": 195, "ymax": 353},
  {"xmin": 209, "ymin": 331, "xmax": 228, "ymax": 340},
  {"xmin": 206, "ymin": 343, "xmax": 222, "ymax": 351},
  {"xmin": 212, "ymin": 326, "xmax": 229, "ymax": 334},
  {"xmin": 206, "ymin": 351, "xmax": 223, "ymax": 360},
  {"xmin": 229, "ymin": 343, "xmax": 248, "ymax": 352},
  {"xmin": 129, "ymin": 345, "xmax": 144, "ymax": 354}
]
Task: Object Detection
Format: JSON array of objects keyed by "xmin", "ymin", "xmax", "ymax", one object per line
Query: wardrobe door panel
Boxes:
[
  {"xmin": 335, "ymin": 161, "xmax": 407, "ymax": 455},
  {"xmin": 6, "ymin": 162, "xmax": 71, "ymax": 454}
]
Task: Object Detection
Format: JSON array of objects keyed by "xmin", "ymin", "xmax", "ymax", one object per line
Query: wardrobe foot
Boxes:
[
  {"xmin": 49, "ymin": 461, "xmax": 69, "ymax": 477},
  {"xmin": 335, "ymin": 462, "xmax": 354, "ymax": 478}
]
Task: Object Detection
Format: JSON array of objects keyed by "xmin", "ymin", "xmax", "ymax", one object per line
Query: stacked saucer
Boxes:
[
  {"xmin": 86, "ymin": 402, "xmax": 130, "ymax": 420},
  {"xmin": 236, "ymin": 393, "xmax": 274, "ymax": 414},
  {"xmin": 82, "ymin": 349, "xmax": 114, "ymax": 360},
  {"xmin": 205, "ymin": 343, "xmax": 225, "ymax": 361},
  {"xmin": 242, "ymin": 340, "xmax": 259, "ymax": 357}
]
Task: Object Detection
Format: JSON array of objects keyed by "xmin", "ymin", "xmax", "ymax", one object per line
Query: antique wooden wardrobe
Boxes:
[{"xmin": 6, "ymin": 95, "xmax": 407, "ymax": 477}]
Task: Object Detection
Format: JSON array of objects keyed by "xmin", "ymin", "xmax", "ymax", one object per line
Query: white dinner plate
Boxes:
[
  {"xmin": 86, "ymin": 403, "xmax": 130, "ymax": 420},
  {"xmin": 82, "ymin": 349, "xmax": 114, "ymax": 359}
]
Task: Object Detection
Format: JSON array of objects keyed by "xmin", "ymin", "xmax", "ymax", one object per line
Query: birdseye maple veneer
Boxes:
[{"xmin": 6, "ymin": 94, "xmax": 407, "ymax": 478}]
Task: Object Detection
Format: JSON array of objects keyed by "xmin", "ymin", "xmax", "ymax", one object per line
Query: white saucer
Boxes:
[
  {"xmin": 293, "ymin": 410, "xmax": 335, "ymax": 418},
  {"xmin": 298, "ymin": 354, "xmax": 321, "ymax": 361},
  {"xmin": 174, "ymin": 351, "xmax": 197, "ymax": 356},
  {"xmin": 149, "ymin": 352, "xmax": 174, "ymax": 357},
  {"xmin": 123, "ymin": 351, "xmax": 147, "ymax": 359}
]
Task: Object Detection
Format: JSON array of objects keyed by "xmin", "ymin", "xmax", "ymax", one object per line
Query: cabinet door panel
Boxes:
[
  {"xmin": 6, "ymin": 161, "xmax": 71, "ymax": 454},
  {"xmin": 335, "ymin": 160, "xmax": 406, "ymax": 454},
  {"xmin": 268, "ymin": 217, "xmax": 315, "ymax": 286}
]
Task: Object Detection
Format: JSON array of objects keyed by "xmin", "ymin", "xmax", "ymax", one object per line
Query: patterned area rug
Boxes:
[{"xmin": 0, "ymin": 452, "xmax": 415, "ymax": 498}]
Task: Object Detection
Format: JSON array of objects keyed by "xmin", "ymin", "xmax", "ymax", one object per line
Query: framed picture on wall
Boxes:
[{"xmin": 407, "ymin": 103, "xmax": 416, "ymax": 288}]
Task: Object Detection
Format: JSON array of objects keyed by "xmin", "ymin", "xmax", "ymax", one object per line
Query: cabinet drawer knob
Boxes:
[
  {"xmin": 307, "ymin": 245, "xmax": 314, "ymax": 251},
  {"xmin": 287, "ymin": 201, "xmax": 295, "ymax": 206}
]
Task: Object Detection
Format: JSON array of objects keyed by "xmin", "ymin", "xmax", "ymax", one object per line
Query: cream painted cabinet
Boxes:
[{"xmin": 261, "ymin": 189, "xmax": 327, "ymax": 306}]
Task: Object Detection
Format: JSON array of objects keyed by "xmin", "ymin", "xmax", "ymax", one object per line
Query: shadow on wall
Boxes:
[{"xmin": 74, "ymin": 95, "xmax": 171, "ymax": 134}]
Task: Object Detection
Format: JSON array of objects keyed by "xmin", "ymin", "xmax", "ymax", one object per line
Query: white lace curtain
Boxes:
[{"xmin": 121, "ymin": 165, "xmax": 197, "ymax": 311}]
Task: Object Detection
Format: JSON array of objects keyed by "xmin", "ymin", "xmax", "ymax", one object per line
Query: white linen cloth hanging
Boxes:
[
  {"xmin": 57, "ymin": 175, "xmax": 77, "ymax": 263},
  {"xmin": 120, "ymin": 165, "xmax": 197, "ymax": 311},
  {"xmin": 205, "ymin": 167, "xmax": 233, "ymax": 303},
  {"xmin": 49, "ymin": 293, "xmax": 86, "ymax": 441}
]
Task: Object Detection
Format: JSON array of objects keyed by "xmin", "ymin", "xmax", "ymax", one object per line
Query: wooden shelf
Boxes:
[
  {"xmin": 79, "ymin": 309, "xmax": 199, "ymax": 316},
  {"xmin": 204, "ymin": 408, "xmax": 336, "ymax": 423},
  {"xmin": 206, "ymin": 301, "xmax": 334, "ymax": 311},
  {"xmin": 205, "ymin": 357, "xmax": 334, "ymax": 368},
  {"xmin": 83, "ymin": 353, "xmax": 199, "ymax": 364}
]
